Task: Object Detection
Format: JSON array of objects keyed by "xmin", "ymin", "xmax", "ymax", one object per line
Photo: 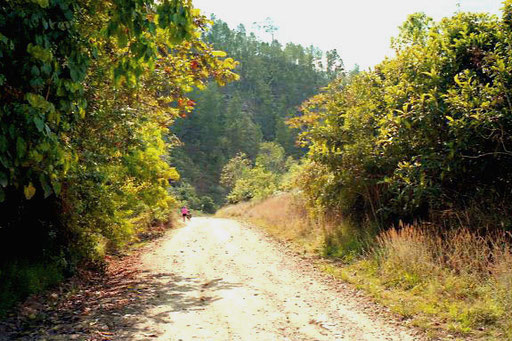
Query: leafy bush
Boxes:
[
  {"xmin": 171, "ymin": 182, "xmax": 203, "ymax": 210},
  {"xmin": 199, "ymin": 196, "xmax": 217, "ymax": 214},
  {"xmin": 220, "ymin": 152, "xmax": 252, "ymax": 190},
  {"xmin": 291, "ymin": 8, "xmax": 512, "ymax": 228},
  {"xmin": 171, "ymin": 181, "xmax": 217, "ymax": 213},
  {"xmin": 227, "ymin": 166, "xmax": 278, "ymax": 203}
]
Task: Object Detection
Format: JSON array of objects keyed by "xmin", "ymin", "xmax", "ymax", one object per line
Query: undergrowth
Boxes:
[
  {"xmin": 217, "ymin": 192, "xmax": 324, "ymax": 253},
  {"xmin": 0, "ymin": 261, "xmax": 65, "ymax": 318}
]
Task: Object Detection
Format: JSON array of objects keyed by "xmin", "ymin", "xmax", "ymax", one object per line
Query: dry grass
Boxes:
[
  {"xmin": 375, "ymin": 225, "xmax": 512, "ymax": 282},
  {"xmin": 217, "ymin": 192, "xmax": 371, "ymax": 259},
  {"xmin": 345, "ymin": 225, "xmax": 512, "ymax": 339},
  {"xmin": 217, "ymin": 192, "xmax": 324, "ymax": 253}
]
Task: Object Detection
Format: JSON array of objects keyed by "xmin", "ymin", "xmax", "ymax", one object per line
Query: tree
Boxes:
[
  {"xmin": 292, "ymin": 8, "xmax": 512, "ymax": 229},
  {"xmin": 325, "ymin": 49, "xmax": 345, "ymax": 80},
  {"xmin": 0, "ymin": 0, "xmax": 239, "ymax": 310},
  {"xmin": 252, "ymin": 17, "xmax": 279, "ymax": 41},
  {"xmin": 391, "ymin": 12, "xmax": 433, "ymax": 51},
  {"xmin": 222, "ymin": 142, "xmax": 292, "ymax": 204},
  {"xmin": 220, "ymin": 152, "xmax": 252, "ymax": 190},
  {"xmin": 0, "ymin": 0, "xmax": 204, "ymax": 202},
  {"xmin": 255, "ymin": 142, "xmax": 286, "ymax": 174},
  {"xmin": 223, "ymin": 93, "xmax": 263, "ymax": 159}
]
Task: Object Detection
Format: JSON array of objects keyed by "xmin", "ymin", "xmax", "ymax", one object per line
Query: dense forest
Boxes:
[{"xmin": 170, "ymin": 18, "xmax": 344, "ymax": 208}]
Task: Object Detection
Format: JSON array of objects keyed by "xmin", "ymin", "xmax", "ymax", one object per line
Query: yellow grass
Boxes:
[{"xmin": 217, "ymin": 192, "xmax": 324, "ymax": 253}]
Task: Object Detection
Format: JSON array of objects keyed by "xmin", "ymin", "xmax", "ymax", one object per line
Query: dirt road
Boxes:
[
  {"xmin": 115, "ymin": 217, "xmax": 418, "ymax": 340},
  {"xmin": 1, "ymin": 217, "xmax": 420, "ymax": 340}
]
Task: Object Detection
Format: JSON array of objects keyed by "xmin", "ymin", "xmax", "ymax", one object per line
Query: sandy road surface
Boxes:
[{"xmin": 118, "ymin": 217, "xmax": 418, "ymax": 341}]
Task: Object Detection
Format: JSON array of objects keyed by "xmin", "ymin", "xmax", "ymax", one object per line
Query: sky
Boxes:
[{"xmin": 192, "ymin": 0, "xmax": 503, "ymax": 71}]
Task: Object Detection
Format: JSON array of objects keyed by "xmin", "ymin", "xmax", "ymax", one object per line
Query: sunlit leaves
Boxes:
[
  {"xmin": 26, "ymin": 43, "xmax": 53, "ymax": 63},
  {"xmin": 1, "ymin": 0, "xmax": 88, "ymax": 199},
  {"xmin": 30, "ymin": 0, "xmax": 49, "ymax": 9},
  {"xmin": 212, "ymin": 50, "xmax": 227, "ymax": 57},
  {"xmin": 295, "ymin": 9, "xmax": 512, "ymax": 225}
]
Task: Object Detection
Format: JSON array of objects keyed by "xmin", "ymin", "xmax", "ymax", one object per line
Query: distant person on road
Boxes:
[{"xmin": 181, "ymin": 206, "xmax": 190, "ymax": 222}]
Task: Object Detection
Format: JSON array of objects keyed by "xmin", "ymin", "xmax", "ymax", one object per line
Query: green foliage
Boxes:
[
  {"xmin": 0, "ymin": 0, "xmax": 204, "ymax": 202},
  {"xmin": 0, "ymin": 0, "xmax": 88, "ymax": 202},
  {"xmin": 170, "ymin": 181, "xmax": 217, "ymax": 213},
  {"xmin": 292, "ymin": 8, "xmax": 512, "ymax": 227},
  {"xmin": 172, "ymin": 182, "xmax": 202, "ymax": 209},
  {"xmin": 0, "ymin": 0, "xmax": 237, "ymax": 311},
  {"xmin": 227, "ymin": 166, "xmax": 278, "ymax": 203},
  {"xmin": 199, "ymin": 196, "xmax": 216, "ymax": 214},
  {"xmin": 321, "ymin": 221, "xmax": 377, "ymax": 263},
  {"xmin": 220, "ymin": 152, "xmax": 252, "ymax": 190},
  {"xmin": 223, "ymin": 142, "xmax": 294, "ymax": 203},
  {"xmin": 255, "ymin": 142, "xmax": 286, "ymax": 174},
  {"xmin": 391, "ymin": 12, "xmax": 433, "ymax": 51}
]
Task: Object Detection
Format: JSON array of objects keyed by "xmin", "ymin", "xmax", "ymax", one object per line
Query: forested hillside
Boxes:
[{"xmin": 170, "ymin": 18, "xmax": 344, "ymax": 207}]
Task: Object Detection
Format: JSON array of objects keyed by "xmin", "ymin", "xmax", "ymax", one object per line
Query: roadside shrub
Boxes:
[
  {"xmin": 290, "ymin": 8, "xmax": 512, "ymax": 229},
  {"xmin": 199, "ymin": 196, "xmax": 217, "ymax": 214}
]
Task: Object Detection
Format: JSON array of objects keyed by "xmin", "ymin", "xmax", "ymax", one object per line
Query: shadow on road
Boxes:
[{"xmin": 1, "ymin": 258, "xmax": 241, "ymax": 340}]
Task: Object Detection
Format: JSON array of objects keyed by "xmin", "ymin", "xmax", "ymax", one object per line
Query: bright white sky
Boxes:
[{"xmin": 193, "ymin": 0, "xmax": 503, "ymax": 70}]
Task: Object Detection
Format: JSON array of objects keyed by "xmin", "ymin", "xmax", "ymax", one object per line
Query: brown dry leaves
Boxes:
[{"xmin": 0, "ymin": 249, "xmax": 149, "ymax": 341}]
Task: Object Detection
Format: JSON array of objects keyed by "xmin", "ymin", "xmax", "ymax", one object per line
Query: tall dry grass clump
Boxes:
[
  {"xmin": 376, "ymin": 225, "xmax": 512, "ymax": 280},
  {"xmin": 369, "ymin": 224, "xmax": 512, "ymax": 338},
  {"xmin": 375, "ymin": 226, "xmax": 441, "ymax": 277}
]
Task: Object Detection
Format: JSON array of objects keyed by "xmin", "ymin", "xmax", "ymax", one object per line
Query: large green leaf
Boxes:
[{"xmin": 39, "ymin": 174, "xmax": 53, "ymax": 198}]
